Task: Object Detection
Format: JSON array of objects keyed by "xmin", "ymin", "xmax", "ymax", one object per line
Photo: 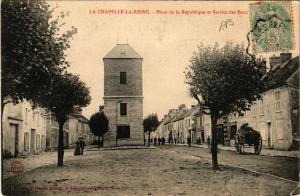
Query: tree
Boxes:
[
  {"xmin": 185, "ymin": 42, "xmax": 266, "ymax": 169},
  {"xmin": 1, "ymin": 0, "xmax": 77, "ymax": 117},
  {"xmin": 143, "ymin": 113, "xmax": 159, "ymax": 147},
  {"xmin": 89, "ymin": 112, "xmax": 109, "ymax": 148},
  {"xmin": 41, "ymin": 72, "xmax": 91, "ymax": 167}
]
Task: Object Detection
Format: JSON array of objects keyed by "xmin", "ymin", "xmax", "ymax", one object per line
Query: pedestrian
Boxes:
[
  {"xmin": 187, "ymin": 135, "xmax": 191, "ymax": 147},
  {"xmin": 79, "ymin": 137, "xmax": 86, "ymax": 155},
  {"xmin": 174, "ymin": 138, "xmax": 177, "ymax": 144},
  {"xmin": 162, "ymin": 137, "xmax": 165, "ymax": 145},
  {"xmin": 74, "ymin": 140, "xmax": 81, "ymax": 156},
  {"xmin": 158, "ymin": 137, "xmax": 161, "ymax": 145},
  {"xmin": 207, "ymin": 136, "xmax": 211, "ymax": 153},
  {"xmin": 154, "ymin": 137, "xmax": 157, "ymax": 146}
]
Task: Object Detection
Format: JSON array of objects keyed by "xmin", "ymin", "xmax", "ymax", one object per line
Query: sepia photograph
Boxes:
[{"xmin": 1, "ymin": 0, "xmax": 299, "ymax": 195}]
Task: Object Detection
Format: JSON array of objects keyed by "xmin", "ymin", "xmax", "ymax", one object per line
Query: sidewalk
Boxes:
[{"xmin": 175, "ymin": 143, "xmax": 300, "ymax": 158}]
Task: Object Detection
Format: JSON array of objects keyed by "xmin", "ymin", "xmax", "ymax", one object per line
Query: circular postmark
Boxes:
[
  {"xmin": 250, "ymin": 2, "xmax": 293, "ymax": 53},
  {"xmin": 10, "ymin": 160, "xmax": 24, "ymax": 175}
]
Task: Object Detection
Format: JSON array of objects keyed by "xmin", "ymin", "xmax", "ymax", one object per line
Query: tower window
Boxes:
[
  {"xmin": 120, "ymin": 103, "xmax": 127, "ymax": 116},
  {"xmin": 120, "ymin": 72, "xmax": 126, "ymax": 84}
]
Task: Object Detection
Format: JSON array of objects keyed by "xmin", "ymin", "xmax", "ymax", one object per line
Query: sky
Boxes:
[{"xmin": 49, "ymin": 1, "xmax": 299, "ymax": 120}]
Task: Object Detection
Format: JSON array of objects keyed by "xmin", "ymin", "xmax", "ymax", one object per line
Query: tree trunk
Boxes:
[
  {"xmin": 1, "ymin": 99, "xmax": 5, "ymax": 121},
  {"xmin": 148, "ymin": 130, "xmax": 151, "ymax": 147},
  {"xmin": 210, "ymin": 113, "xmax": 219, "ymax": 170},
  {"xmin": 57, "ymin": 121, "xmax": 65, "ymax": 167},
  {"xmin": 98, "ymin": 134, "xmax": 101, "ymax": 149}
]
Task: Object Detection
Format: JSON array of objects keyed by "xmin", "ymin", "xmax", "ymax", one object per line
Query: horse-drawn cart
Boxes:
[{"xmin": 235, "ymin": 123, "xmax": 262, "ymax": 155}]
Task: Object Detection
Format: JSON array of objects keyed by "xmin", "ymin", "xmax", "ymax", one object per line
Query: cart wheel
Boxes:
[{"xmin": 254, "ymin": 136, "xmax": 262, "ymax": 155}]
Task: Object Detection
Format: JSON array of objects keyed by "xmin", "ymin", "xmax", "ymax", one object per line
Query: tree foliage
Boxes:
[
  {"xmin": 43, "ymin": 72, "xmax": 91, "ymax": 121},
  {"xmin": 89, "ymin": 112, "xmax": 109, "ymax": 137},
  {"xmin": 143, "ymin": 113, "xmax": 159, "ymax": 147},
  {"xmin": 185, "ymin": 42, "xmax": 266, "ymax": 116},
  {"xmin": 143, "ymin": 113, "xmax": 159, "ymax": 133},
  {"xmin": 185, "ymin": 42, "xmax": 266, "ymax": 169},
  {"xmin": 89, "ymin": 112, "xmax": 109, "ymax": 148},
  {"xmin": 1, "ymin": 0, "xmax": 77, "ymax": 107}
]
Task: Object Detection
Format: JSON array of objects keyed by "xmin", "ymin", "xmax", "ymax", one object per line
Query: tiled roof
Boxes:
[
  {"xmin": 103, "ymin": 44, "xmax": 142, "ymax": 59},
  {"xmin": 174, "ymin": 109, "xmax": 188, "ymax": 121},
  {"xmin": 264, "ymin": 56, "xmax": 299, "ymax": 90},
  {"xmin": 183, "ymin": 105, "xmax": 200, "ymax": 118}
]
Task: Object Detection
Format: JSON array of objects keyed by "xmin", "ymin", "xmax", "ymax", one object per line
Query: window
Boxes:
[
  {"xmin": 37, "ymin": 112, "xmax": 39, "ymax": 127},
  {"xmin": 260, "ymin": 100, "xmax": 264, "ymax": 115},
  {"xmin": 120, "ymin": 72, "xmax": 126, "ymax": 84},
  {"xmin": 252, "ymin": 104, "xmax": 256, "ymax": 117},
  {"xmin": 274, "ymin": 90, "xmax": 281, "ymax": 112},
  {"xmin": 120, "ymin": 103, "xmax": 127, "ymax": 115},
  {"xmin": 25, "ymin": 108, "xmax": 28, "ymax": 125},
  {"xmin": 276, "ymin": 120, "xmax": 283, "ymax": 139},
  {"xmin": 230, "ymin": 125, "xmax": 237, "ymax": 139},
  {"xmin": 32, "ymin": 110, "xmax": 35, "ymax": 121},
  {"xmin": 117, "ymin": 126, "xmax": 130, "ymax": 139}
]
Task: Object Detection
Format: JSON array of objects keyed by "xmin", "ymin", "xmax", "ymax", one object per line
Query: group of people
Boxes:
[
  {"xmin": 153, "ymin": 137, "xmax": 166, "ymax": 145},
  {"xmin": 74, "ymin": 137, "xmax": 86, "ymax": 156}
]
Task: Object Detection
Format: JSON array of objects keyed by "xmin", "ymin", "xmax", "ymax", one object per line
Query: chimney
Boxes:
[
  {"xmin": 280, "ymin": 53, "xmax": 292, "ymax": 64},
  {"xmin": 269, "ymin": 56, "xmax": 281, "ymax": 70}
]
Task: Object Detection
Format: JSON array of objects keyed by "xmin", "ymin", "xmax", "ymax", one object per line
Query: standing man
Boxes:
[{"xmin": 79, "ymin": 137, "xmax": 86, "ymax": 155}]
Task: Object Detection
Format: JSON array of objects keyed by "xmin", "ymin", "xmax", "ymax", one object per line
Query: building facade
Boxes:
[
  {"xmin": 2, "ymin": 101, "xmax": 46, "ymax": 158},
  {"xmin": 103, "ymin": 44, "xmax": 144, "ymax": 146},
  {"xmin": 45, "ymin": 112, "xmax": 93, "ymax": 150}
]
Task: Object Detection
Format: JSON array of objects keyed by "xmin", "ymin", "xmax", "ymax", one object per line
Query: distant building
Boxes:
[
  {"xmin": 226, "ymin": 54, "xmax": 299, "ymax": 150},
  {"xmin": 2, "ymin": 101, "xmax": 46, "ymax": 157},
  {"xmin": 45, "ymin": 112, "xmax": 93, "ymax": 150},
  {"xmin": 102, "ymin": 44, "xmax": 143, "ymax": 146}
]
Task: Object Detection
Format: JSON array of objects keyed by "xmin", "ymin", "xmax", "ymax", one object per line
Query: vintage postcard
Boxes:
[{"xmin": 1, "ymin": 0, "xmax": 299, "ymax": 195}]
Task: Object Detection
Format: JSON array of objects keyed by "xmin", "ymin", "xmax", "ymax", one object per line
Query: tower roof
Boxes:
[{"xmin": 103, "ymin": 44, "xmax": 142, "ymax": 59}]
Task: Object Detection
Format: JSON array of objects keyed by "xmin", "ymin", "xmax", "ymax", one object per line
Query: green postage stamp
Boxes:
[{"xmin": 250, "ymin": 2, "xmax": 294, "ymax": 53}]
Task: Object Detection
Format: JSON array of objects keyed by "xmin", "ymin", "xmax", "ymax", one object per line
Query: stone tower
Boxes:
[{"xmin": 102, "ymin": 44, "xmax": 143, "ymax": 146}]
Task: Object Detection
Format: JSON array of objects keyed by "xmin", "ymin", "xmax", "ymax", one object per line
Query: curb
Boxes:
[{"xmin": 176, "ymin": 144, "xmax": 300, "ymax": 159}]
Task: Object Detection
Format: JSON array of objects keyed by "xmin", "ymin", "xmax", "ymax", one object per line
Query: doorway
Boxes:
[
  {"xmin": 31, "ymin": 129, "xmax": 36, "ymax": 154},
  {"xmin": 267, "ymin": 122, "xmax": 272, "ymax": 147},
  {"xmin": 9, "ymin": 124, "xmax": 19, "ymax": 157}
]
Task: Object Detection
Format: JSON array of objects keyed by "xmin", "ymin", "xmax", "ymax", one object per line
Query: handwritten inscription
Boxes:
[{"xmin": 219, "ymin": 19, "xmax": 235, "ymax": 32}]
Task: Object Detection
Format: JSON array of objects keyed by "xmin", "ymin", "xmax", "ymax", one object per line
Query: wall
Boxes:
[
  {"xmin": 2, "ymin": 101, "xmax": 47, "ymax": 157},
  {"xmin": 104, "ymin": 58, "xmax": 143, "ymax": 96},
  {"xmin": 104, "ymin": 97, "xmax": 144, "ymax": 146}
]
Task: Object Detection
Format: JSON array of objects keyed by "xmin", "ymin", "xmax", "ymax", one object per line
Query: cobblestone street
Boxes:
[{"xmin": 2, "ymin": 146, "xmax": 298, "ymax": 195}]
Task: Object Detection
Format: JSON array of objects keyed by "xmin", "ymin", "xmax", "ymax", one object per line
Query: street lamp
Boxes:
[{"xmin": 116, "ymin": 100, "xmax": 123, "ymax": 147}]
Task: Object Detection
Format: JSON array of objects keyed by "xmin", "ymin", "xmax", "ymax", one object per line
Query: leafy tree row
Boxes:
[{"xmin": 1, "ymin": 0, "xmax": 91, "ymax": 167}]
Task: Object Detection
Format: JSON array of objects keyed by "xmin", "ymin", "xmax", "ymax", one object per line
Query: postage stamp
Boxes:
[{"xmin": 250, "ymin": 2, "xmax": 294, "ymax": 53}]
